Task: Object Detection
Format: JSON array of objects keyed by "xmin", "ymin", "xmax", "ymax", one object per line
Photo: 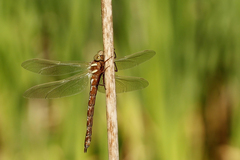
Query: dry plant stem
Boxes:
[{"xmin": 101, "ymin": 0, "xmax": 119, "ymax": 159}]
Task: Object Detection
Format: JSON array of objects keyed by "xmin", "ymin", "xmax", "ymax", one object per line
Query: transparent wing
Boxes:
[
  {"xmin": 114, "ymin": 50, "xmax": 156, "ymax": 70},
  {"xmin": 21, "ymin": 58, "xmax": 90, "ymax": 76},
  {"xmin": 98, "ymin": 75, "xmax": 149, "ymax": 93},
  {"xmin": 23, "ymin": 72, "xmax": 91, "ymax": 99}
]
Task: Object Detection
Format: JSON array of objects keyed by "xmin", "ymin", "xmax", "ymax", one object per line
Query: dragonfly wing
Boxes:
[
  {"xmin": 21, "ymin": 58, "xmax": 90, "ymax": 76},
  {"xmin": 114, "ymin": 50, "xmax": 156, "ymax": 70},
  {"xmin": 98, "ymin": 75, "xmax": 149, "ymax": 93},
  {"xmin": 23, "ymin": 72, "xmax": 91, "ymax": 99}
]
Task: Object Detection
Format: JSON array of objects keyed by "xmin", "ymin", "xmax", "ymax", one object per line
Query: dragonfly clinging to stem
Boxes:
[{"xmin": 21, "ymin": 50, "xmax": 156, "ymax": 152}]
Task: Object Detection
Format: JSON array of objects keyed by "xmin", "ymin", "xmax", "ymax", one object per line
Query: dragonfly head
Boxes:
[{"xmin": 94, "ymin": 50, "xmax": 104, "ymax": 61}]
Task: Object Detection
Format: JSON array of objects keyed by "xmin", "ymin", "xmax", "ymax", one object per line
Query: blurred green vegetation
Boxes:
[{"xmin": 0, "ymin": 0, "xmax": 240, "ymax": 160}]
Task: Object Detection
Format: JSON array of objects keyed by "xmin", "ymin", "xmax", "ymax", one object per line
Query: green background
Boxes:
[{"xmin": 0, "ymin": 0, "xmax": 240, "ymax": 159}]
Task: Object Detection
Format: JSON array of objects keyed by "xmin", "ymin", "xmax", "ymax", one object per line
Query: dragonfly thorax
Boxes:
[{"xmin": 90, "ymin": 61, "xmax": 105, "ymax": 75}]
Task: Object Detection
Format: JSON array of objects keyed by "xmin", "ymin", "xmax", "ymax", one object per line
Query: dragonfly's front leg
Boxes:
[
  {"xmin": 99, "ymin": 74, "xmax": 106, "ymax": 91},
  {"xmin": 98, "ymin": 66, "xmax": 110, "ymax": 91},
  {"xmin": 99, "ymin": 65, "xmax": 109, "ymax": 90}
]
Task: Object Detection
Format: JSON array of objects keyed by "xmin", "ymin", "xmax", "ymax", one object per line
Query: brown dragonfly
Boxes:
[{"xmin": 21, "ymin": 50, "xmax": 156, "ymax": 152}]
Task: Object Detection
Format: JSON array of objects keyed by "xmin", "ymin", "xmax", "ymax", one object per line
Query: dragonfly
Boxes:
[{"xmin": 21, "ymin": 50, "xmax": 156, "ymax": 152}]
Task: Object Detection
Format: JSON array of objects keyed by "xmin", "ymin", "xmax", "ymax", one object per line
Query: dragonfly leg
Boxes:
[
  {"xmin": 98, "ymin": 73, "xmax": 107, "ymax": 90},
  {"xmin": 113, "ymin": 50, "xmax": 118, "ymax": 72},
  {"xmin": 104, "ymin": 56, "xmax": 113, "ymax": 63},
  {"xmin": 104, "ymin": 50, "xmax": 118, "ymax": 72},
  {"xmin": 102, "ymin": 73, "xmax": 106, "ymax": 90},
  {"xmin": 114, "ymin": 62, "xmax": 118, "ymax": 72}
]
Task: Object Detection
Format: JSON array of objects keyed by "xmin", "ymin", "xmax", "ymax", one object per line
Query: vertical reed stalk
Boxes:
[{"xmin": 101, "ymin": 0, "xmax": 119, "ymax": 159}]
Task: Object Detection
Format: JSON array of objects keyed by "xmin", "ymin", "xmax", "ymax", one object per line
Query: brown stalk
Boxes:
[{"xmin": 101, "ymin": 0, "xmax": 119, "ymax": 159}]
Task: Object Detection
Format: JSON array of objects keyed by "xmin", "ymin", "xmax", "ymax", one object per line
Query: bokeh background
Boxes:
[{"xmin": 0, "ymin": 0, "xmax": 240, "ymax": 160}]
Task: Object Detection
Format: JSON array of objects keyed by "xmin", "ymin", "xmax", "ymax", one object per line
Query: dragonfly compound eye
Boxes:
[{"xmin": 94, "ymin": 55, "xmax": 100, "ymax": 61}]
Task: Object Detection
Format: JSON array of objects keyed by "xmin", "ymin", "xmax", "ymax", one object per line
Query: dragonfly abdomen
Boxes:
[
  {"xmin": 84, "ymin": 76, "xmax": 100, "ymax": 152},
  {"xmin": 84, "ymin": 104, "xmax": 94, "ymax": 152}
]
